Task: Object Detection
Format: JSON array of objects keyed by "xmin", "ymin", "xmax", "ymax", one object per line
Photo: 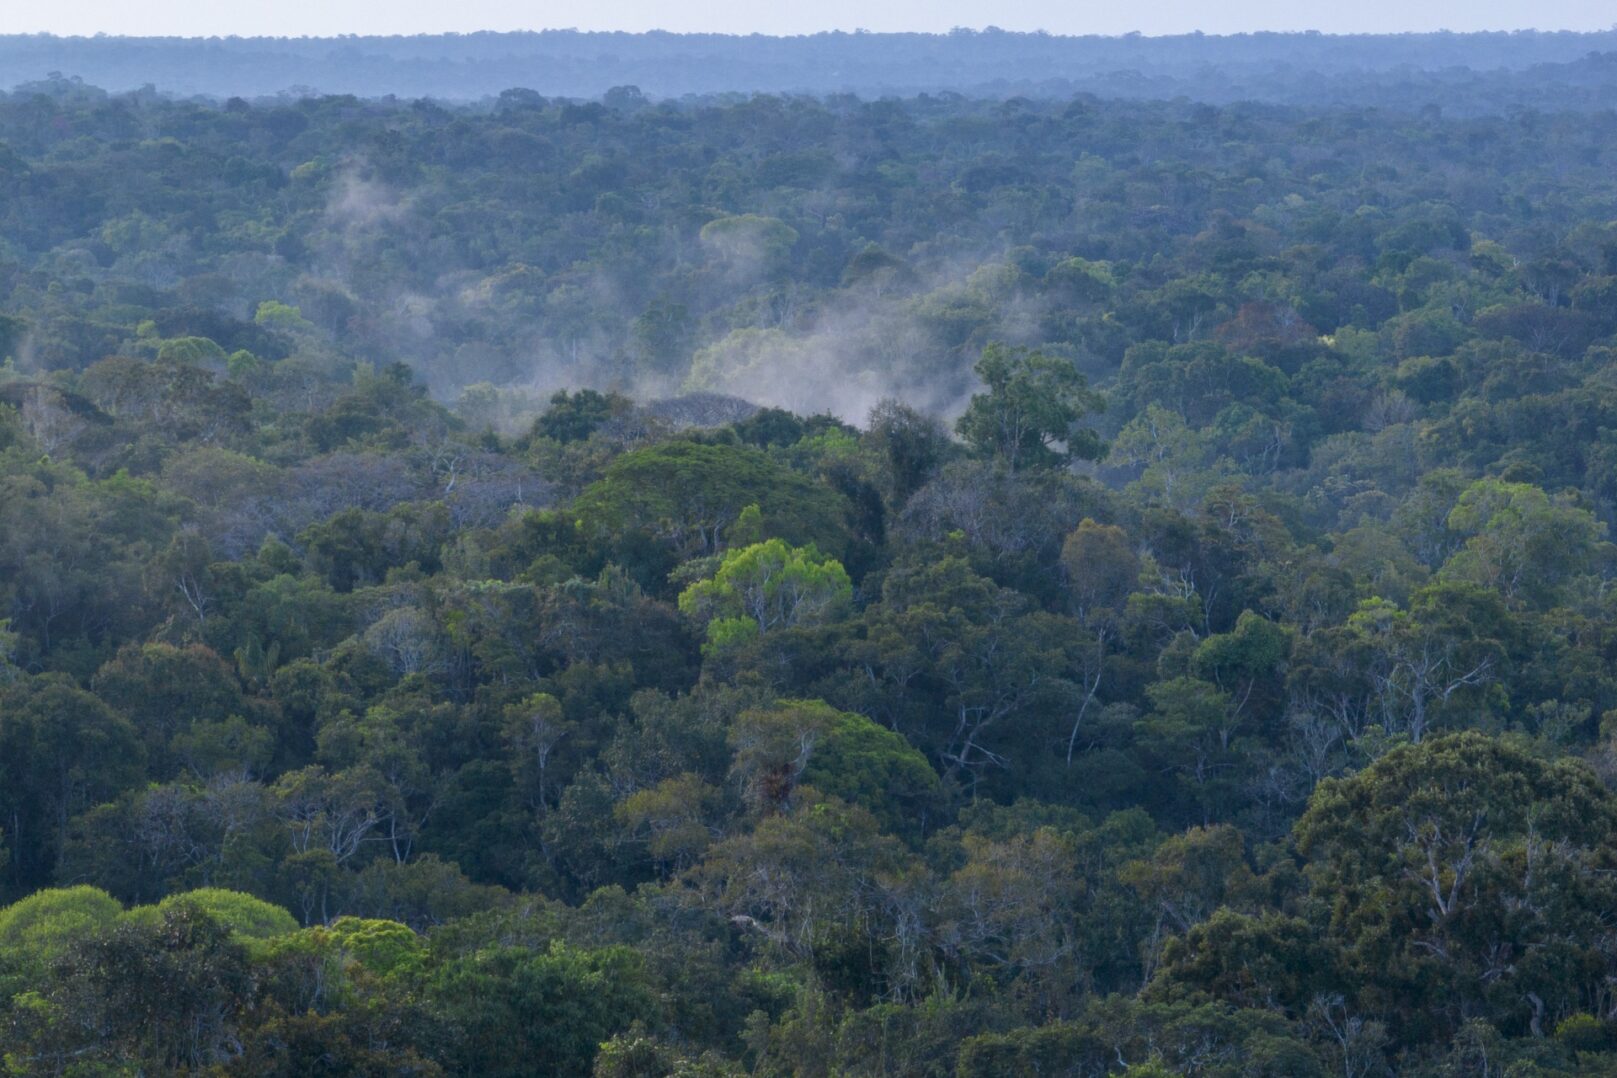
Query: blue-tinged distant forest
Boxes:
[
  {"xmin": 6, "ymin": 31, "xmax": 1617, "ymax": 1076},
  {"xmin": 6, "ymin": 28, "xmax": 1617, "ymax": 107}
]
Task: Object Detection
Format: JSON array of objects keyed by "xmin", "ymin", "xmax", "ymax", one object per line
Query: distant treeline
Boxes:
[{"xmin": 4, "ymin": 29, "xmax": 1617, "ymax": 109}]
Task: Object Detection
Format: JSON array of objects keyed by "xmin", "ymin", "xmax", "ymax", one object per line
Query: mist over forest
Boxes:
[{"xmin": 8, "ymin": 28, "xmax": 1617, "ymax": 1077}]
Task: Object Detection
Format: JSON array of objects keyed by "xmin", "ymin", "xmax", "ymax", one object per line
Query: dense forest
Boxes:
[
  {"xmin": 7, "ymin": 62, "xmax": 1617, "ymax": 1075},
  {"xmin": 6, "ymin": 29, "xmax": 1617, "ymax": 108}
]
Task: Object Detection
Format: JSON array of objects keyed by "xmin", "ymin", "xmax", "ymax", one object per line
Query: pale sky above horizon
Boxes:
[{"xmin": 5, "ymin": 1, "xmax": 1615, "ymax": 39}]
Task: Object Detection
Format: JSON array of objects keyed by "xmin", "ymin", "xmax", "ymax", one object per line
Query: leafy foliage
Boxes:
[{"xmin": 5, "ymin": 64, "xmax": 1617, "ymax": 1074}]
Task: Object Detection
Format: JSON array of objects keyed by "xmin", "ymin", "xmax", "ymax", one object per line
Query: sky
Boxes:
[{"xmin": 5, "ymin": 0, "xmax": 1615, "ymax": 38}]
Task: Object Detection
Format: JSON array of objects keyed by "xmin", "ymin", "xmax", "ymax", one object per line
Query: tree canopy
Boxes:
[{"xmin": 5, "ymin": 65, "xmax": 1617, "ymax": 1074}]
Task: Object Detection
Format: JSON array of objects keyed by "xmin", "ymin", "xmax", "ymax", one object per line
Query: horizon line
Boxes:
[{"xmin": 6, "ymin": 26, "xmax": 1616, "ymax": 43}]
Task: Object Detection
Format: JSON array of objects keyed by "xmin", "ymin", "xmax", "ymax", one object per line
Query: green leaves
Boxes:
[
  {"xmin": 956, "ymin": 342, "xmax": 1105, "ymax": 472},
  {"xmin": 1293, "ymin": 732, "xmax": 1617, "ymax": 1043},
  {"xmin": 698, "ymin": 214, "xmax": 799, "ymax": 275},
  {"xmin": 1439, "ymin": 477, "xmax": 1609, "ymax": 606},
  {"xmin": 678, "ymin": 538, "xmax": 852, "ymax": 654},
  {"xmin": 0, "ymin": 679, "xmax": 144, "ymax": 896},
  {"xmin": 726, "ymin": 699, "xmax": 940, "ymax": 834},
  {"xmin": 572, "ymin": 441, "xmax": 852, "ymax": 572},
  {"xmin": 425, "ymin": 941, "xmax": 657, "ymax": 1077}
]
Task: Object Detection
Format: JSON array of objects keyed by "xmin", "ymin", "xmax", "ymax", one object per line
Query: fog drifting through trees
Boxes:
[{"xmin": 5, "ymin": 29, "xmax": 1617, "ymax": 1076}]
